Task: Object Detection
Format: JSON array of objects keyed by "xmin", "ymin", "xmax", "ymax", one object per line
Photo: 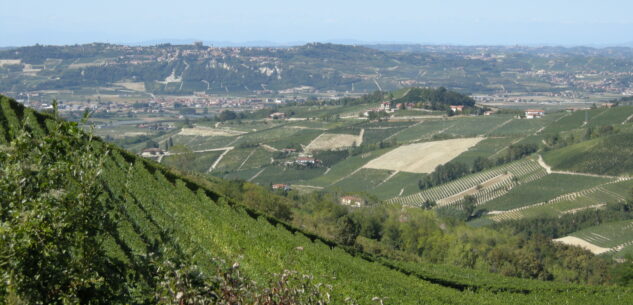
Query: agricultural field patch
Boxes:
[
  {"xmin": 392, "ymin": 119, "xmax": 454, "ymax": 143},
  {"xmin": 329, "ymin": 168, "xmax": 395, "ymax": 193},
  {"xmin": 304, "ymin": 132, "xmax": 363, "ymax": 152},
  {"xmin": 114, "ymin": 81, "xmax": 146, "ymax": 92},
  {"xmin": 452, "ymin": 136, "xmax": 520, "ymax": 164},
  {"xmin": 372, "ymin": 171, "xmax": 426, "ymax": 200},
  {"xmin": 488, "ymin": 113, "xmax": 564, "ymax": 136},
  {"xmin": 363, "ymin": 137, "xmax": 483, "ymax": 173},
  {"xmin": 553, "ymin": 236, "xmax": 611, "ymax": 255},
  {"xmin": 487, "ymin": 179, "xmax": 632, "ymax": 223},
  {"xmin": 552, "ymin": 219, "xmax": 633, "ymax": 258},
  {"xmin": 543, "ymin": 132, "xmax": 633, "ymax": 176},
  {"xmin": 307, "ymin": 148, "xmax": 394, "ymax": 187},
  {"xmin": 388, "ymin": 159, "xmax": 547, "ymax": 207},
  {"xmin": 178, "ymin": 126, "xmax": 247, "ymax": 137},
  {"xmin": 479, "ymin": 174, "xmax": 613, "ymax": 212},
  {"xmin": 266, "ymin": 129, "xmax": 323, "ymax": 150},
  {"xmin": 586, "ymin": 106, "xmax": 633, "ymax": 127},
  {"xmin": 251, "ymin": 166, "xmax": 327, "ymax": 185},
  {"xmin": 0, "ymin": 59, "xmax": 21, "ymax": 66},
  {"xmin": 161, "ymin": 150, "xmax": 223, "ymax": 173},
  {"xmin": 444, "ymin": 115, "xmax": 514, "ymax": 137}
]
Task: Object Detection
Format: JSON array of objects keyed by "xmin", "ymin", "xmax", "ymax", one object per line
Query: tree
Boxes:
[
  {"xmin": 0, "ymin": 120, "xmax": 121, "ymax": 304},
  {"xmin": 218, "ymin": 110, "xmax": 238, "ymax": 121},
  {"xmin": 613, "ymin": 255, "xmax": 633, "ymax": 286},
  {"xmin": 422, "ymin": 199, "xmax": 436, "ymax": 210},
  {"xmin": 145, "ymin": 139, "xmax": 159, "ymax": 149},
  {"xmin": 336, "ymin": 215, "xmax": 360, "ymax": 246},
  {"xmin": 463, "ymin": 195, "xmax": 477, "ymax": 220}
]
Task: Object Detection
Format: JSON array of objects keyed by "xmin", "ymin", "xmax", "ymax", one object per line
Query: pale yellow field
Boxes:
[
  {"xmin": 305, "ymin": 132, "xmax": 362, "ymax": 152},
  {"xmin": 68, "ymin": 61, "xmax": 107, "ymax": 69},
  {"xmin": 115, "ymin": 82, "xmax": 146, "ymax": 92},
  {"xmin": 178, "ymin": 126, "xmax": 246, "ymax": 137},
  {"xmin": 363, "ymin": 137, "xmax": 483, "ymax": 173},
  {"xmin": 553, "ymin": 236, "xmax": 611, "ymax": 255},
  {"xmin": 0, "ymin": 59, "xmax": 21, "ymax": 66}
]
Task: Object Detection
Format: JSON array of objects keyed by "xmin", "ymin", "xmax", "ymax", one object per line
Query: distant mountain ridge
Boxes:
[{"xmin": 2, "ymin": 42, "xmax": 633, "ymax": 95}]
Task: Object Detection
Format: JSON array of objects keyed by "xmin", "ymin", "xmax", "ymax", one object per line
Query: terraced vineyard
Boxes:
[
  {"xmin": 480, "ymin": 174, "xmax": 613, "ymax": 211},
  {"xmin": 488, "ymin": 178, "xmax": 632, "ymax": 222},
  {"xmin": 5, "ymin": 95, "xmax": 633, "ymax": 304},
  {"xmin": 387, "ymin": 159, "xmax": 547, "ymax": 207},
  {"xmin": 558, "ymin": 220, "xmax": 633, "ymax": 259}
]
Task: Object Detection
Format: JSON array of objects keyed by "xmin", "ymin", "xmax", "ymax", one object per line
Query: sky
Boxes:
[{"xmin": 2, "ymin": 0, "xmax": 633, "ymax": 47}]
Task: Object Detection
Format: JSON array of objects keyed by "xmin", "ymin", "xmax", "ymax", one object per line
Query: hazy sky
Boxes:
[{"xmin": 2, "ymin": 0, "xmax": 633, "ymax": 46}]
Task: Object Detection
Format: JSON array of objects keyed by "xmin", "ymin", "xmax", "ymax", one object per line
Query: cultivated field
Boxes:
[
  {"xmin": 553, "ymin": 236, "xmax": 611, "ymax": 255},
  {"xmin": 363, "ymin": 137, "xmax": 483, "ymax": 173},
  {"xmin": 0, "ymin": 59, "xmax": 21, "ymax": 66},
  {"xmin": 388, "ymin": 159, "xmax": 547, "ymax": 207},
  {"xmin": 114, "ymin": 81, "xmax": 146, "ymax": 92},
  {"xmin": 554, "ymin": 219, "xmax": 633, "ymax": 257},
  {"xmin": 304, "ymin": 131, "xmax": 363, "ymax": 152},
  {"xmin": 178, "ymin": 126, "xmax": 246, "ymax": 137}
]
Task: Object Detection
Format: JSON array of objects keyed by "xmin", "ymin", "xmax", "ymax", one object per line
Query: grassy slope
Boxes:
[
  {"xmin": 543, "ymin": 132, "xmax": 633, "ymax": 176},
  {"xmin": 479, "ymin": 174, "xmax": 612, "ymax": 211},
  {"xmin": 2, "ymin": 95, "xmax": 633, "ymax": 304}
]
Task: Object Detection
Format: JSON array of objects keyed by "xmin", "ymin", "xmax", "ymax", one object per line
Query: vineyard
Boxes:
[
  {"xmin": 387, "ymin": 159, "xmax": 547, "ymax": 207},
  {"xmin": 480, "ymin": 174, "xmax": 613, "ymax": 211},
  {"xmin": 543, "ymin": 132, "xmax": 633, "ymax": 176},
  {"xmin": 557, "ymin": 220, "xmax": 633, "ymax": 258},
  {"xmin": 488, "ymin": 178, "xmax": 632, "ymax": 222},
  {"xmin": 4, "ymin": 95, "xmax": 633, "ymax": 303}
]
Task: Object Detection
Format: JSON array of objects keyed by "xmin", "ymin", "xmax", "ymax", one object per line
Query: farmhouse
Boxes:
[
  {"xmin": 269, "ymin": 112, "xmax": 286, "ymax": 119},
  {"xmin": 450, "ymin": 105, "xmax": 464, "ymax": 112},
  {"xmin": 272, "ymin": 184, "xmax": 291, "ymax": 191},
  {"xmin": 524, "ymin": 109, "xmax": 545, "ymax": 119},
  {"xmin": 380, "ymin": 101, "xmax": 391, "ymax": 111},
  {"xmin": 340, "ymin": 196, "xmax": 364, "ymax": 207}
]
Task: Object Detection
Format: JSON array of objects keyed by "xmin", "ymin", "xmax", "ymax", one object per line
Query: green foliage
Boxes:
[
  {"xmin": 0, "ymin": 116, "xmax": 121, "ymax": 304},
  {"xmin": 392, "ymin": 87, "xmax": 476, "ymax": 110},
  {"xmin": 544, "ymin": 132, "xmax": 633, "ymax": 175}
]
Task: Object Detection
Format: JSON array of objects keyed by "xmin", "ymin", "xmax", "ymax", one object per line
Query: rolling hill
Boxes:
[
  {"xmin": 2, "ymin": 96, "xmax": 632, "ymax": 303},
  {"xmin": 543, "ymin": 132, "xmax": 633, "ymax": 176}
]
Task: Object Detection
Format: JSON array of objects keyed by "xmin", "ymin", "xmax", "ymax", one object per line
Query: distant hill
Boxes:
[{"xmin": 3, "ymin": 42, "xmax": 633, "ymax": 95}]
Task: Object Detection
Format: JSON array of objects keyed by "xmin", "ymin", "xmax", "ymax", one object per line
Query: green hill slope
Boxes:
[
  {"xmin": 543, "ymin": 132, "xmax": 633, "ymax": 176},
  {"xmin": 1, "ymin": 95, "xmax": 631, "ymax": 304}
]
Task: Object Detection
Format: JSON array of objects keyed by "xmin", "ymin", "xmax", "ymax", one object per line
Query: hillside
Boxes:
[
  {"xmin": 543, "ymin": 132, "xmax": 633, "ymax": 176},
  {"xmin": 2, "ymin": 97, "xmax": 632, "ymax": 303},
  {"xmin": 3, "ymin": 43, "xmax": 633, "ymax": 96}
]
